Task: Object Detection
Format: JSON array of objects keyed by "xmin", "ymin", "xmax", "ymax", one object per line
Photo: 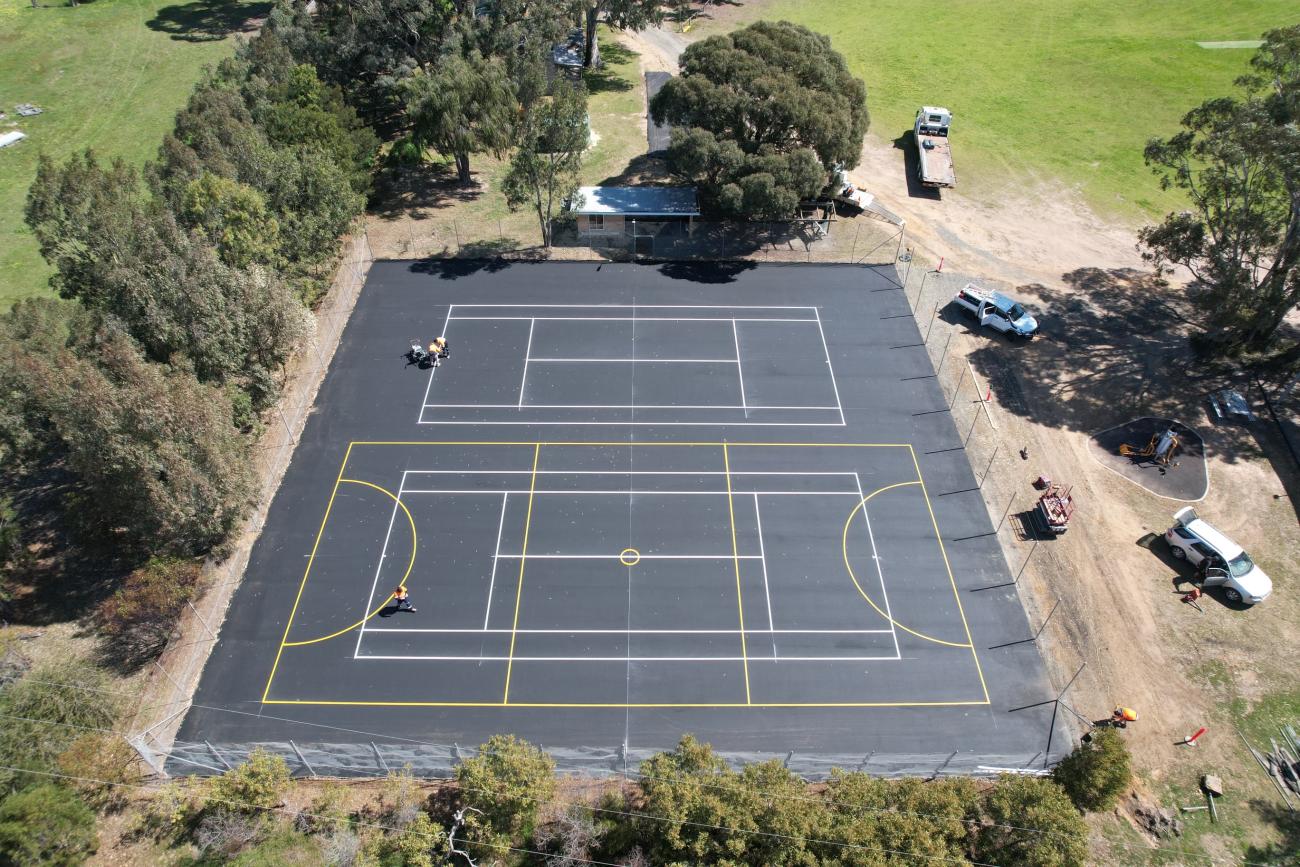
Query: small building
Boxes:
[{"xmin": 571, "ymin": 186, "xmax": 699, "ymax": 245}]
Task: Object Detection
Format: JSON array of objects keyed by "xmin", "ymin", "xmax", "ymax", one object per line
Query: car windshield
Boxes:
[
  {"xmin": 1007, "ymin": 303, "xmax": 1026, "ymax": 320},
  {"xmin": 1228, "ymin": 551, "xmax": 1254, "ymax": 578}
]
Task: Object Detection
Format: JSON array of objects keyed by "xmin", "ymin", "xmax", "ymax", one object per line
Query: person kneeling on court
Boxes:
[
  {"xmin": 433, "ymin": 336, "xmax": 449, "ymax": 364},
  {"xmin": 393, "ymin": 584, "xmax": 416, "ymax": 613}
]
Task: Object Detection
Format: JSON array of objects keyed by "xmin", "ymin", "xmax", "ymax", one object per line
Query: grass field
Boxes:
[
  {"xmin": 0, "ymin": 0, "xmax": 268, "ymax": 308},
  {"xmin": 708, "ymin": 0, "xmax": 1298, "ymax": 219}
]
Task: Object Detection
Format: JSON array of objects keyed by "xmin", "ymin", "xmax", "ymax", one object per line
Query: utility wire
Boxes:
[
  {"xmin": 13, "ymin": 682, "xmax": 1247, "ymax": 866},
  {"xmin": 0, "ymin": 764, "xmax": 625, "ymax": 867}
]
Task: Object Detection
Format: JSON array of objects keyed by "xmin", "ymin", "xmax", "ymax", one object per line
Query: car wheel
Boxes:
[
  {"xmin": 1169, "ymin": 545, "xmax": 1187, "ymax": 560},
  {"xmin": 1224, "ymin": 587, "xmax": 1243, "ymax": 604}
]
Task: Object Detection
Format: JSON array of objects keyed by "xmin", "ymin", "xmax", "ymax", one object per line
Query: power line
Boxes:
[
  {"xmin": 0, "ymin": 764, "xmax": 625, "ymax": 867},
  {"xmin": 6, "ymin": 683, "xmax": 1246, "ymax": 866}
]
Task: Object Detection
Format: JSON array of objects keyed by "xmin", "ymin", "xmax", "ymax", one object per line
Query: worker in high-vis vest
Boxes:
[
  {"xmin": 393, "ymin": 584, "xmax": 416, "ymax": 613},
  {"xmin": 1111, "ymin": 707, "xmax": 1138, "ymax": 727}
]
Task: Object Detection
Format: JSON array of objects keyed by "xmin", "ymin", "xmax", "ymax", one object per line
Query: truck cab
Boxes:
[
  {"xmin": 915, "ymin": 106, "xmax": 952, "ymax": 137},
  {"xmin": 913, "ymin": 106, "xmax": 956, "ymax": 188},
  {"xmin": 953, "ymin": 284, "xmax": 1038, "ymax": 338}
]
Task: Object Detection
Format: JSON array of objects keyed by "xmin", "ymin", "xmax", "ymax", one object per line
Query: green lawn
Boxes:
[
  {"xmin": 0, "ymin": 0, "xmax": 268, "ymax": 307},
  {"xmin": 708, "ymin": 0, "xmax": 1298, "ymax": 219}
]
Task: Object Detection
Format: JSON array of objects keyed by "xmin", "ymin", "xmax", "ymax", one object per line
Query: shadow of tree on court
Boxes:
[
  {"xmin": 147, "ymin": 0, "xmax": 270, "ymax": 42},
  {"xmin": 409, "ymin": 258, "xmax": 517, "ymax": 280},
  {"xmin": 657, "ymin": 261, "xmax": 756, "ymax": 283}
]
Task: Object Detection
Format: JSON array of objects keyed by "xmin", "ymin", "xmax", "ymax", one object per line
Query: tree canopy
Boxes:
[
  {"xmin": 651, "ymin": 20, "xmax": 868, "ymax": 218},
  {"xmin": 503, "ymin": 81, "xmax": 589, "ymax": 247},
  {"xmin": 1141, "ymin": 25, "xmax": 1300, "ymax": 353}
]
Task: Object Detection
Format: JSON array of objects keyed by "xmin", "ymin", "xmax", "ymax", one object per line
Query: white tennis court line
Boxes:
[
  {"xmin": 353, "ymin": 470, "xmax": 410, "ymax": 658},
  {"xmin": 853, "ymin": 471, "xmax": 901, "ymax": 659},
  {"xmin": 421, "ymin": 304, "xmax": 845, "ymax": 426},
  {"xmin": 732, "ymin": 319, "xmax": 748, "ymax": 415},
  {"xmin": 753, "ymin": 493, "xmax": 776, "ymax": 659},
  {"xmin": 528, "ymin": 358, "xmax": 741, "ymax": 363},
  {"xmin": 447, "ymin": 304, "xmax": 821, "ymax": 310},
  {"xmin": 350, "ymin": 458, "xmax": 913, "ymax": 665},
  {"xmin": 449, "ymin": 316, "xmax": 819, "ymax": 323},
  {"xmin": 401, "ymin": 489, "xmax": 864, "ymax": 496},
  {"xmin": 482, "ymin": 492, "xmax": 509, "ymax": 630},
  {"xmin": 422, "ymin": 404, "xmax": 839, "ymax": 410},
  {"xmin": 416, "ymin": 304, "xmax": 456, "ymax": 424},
  {"xmin": 364, "ymin": 628, "xmax": 895, "ymax": 634},
  {"xmin": 518, "ymin": 318, "xmax": 534, "ymax": 409},
  {"xmin": 354, "ymin": 655, "xmax": 900, "ymax": 662},
  {"xmin": 816, "ymin": 307, "xmax": 847, "ymax": 427}
]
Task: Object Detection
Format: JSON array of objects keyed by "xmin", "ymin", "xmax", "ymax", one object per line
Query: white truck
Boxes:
[
  {"xmin": 952, "ymin": 284, "xmax": 1039, "ymax": 339},
  {"xmin": 914, "ymin": 106, "xmax": 956, "ymax": 188}
]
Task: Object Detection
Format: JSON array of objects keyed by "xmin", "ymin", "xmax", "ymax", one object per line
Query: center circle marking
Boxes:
[{"xmin": 619, "ymin": 548, "xmax": 641, "ymax": 566}]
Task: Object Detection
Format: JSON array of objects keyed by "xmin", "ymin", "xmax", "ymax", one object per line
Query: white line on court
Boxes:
[
  {"xmin": 401, "ymin": 489, "xmax": 863, "ymax": 496},
  {"xmin": 364, "ymin": 628, "xmax": 896, "ymax": 634},
  {"xmin": 482, "ymin": 492, "xmax": 509, "ymax": 630},
  {"xmin": 517, "ymin": 317, "xmax": 535, "ymax": 409},
  {"xmin": 416, "ymin": 304, "xmax": 455, "ymax": 424},
  {"xmin": 853, "ymin": 472, "xmax": 902, "ymax": 659},
  {"xmin": 417, "ymin": 420, "xmax": 847, "ymax": 426},
  {"xmin": 732, "ymin": 319, "xmax": 748, "ymax": 415},
  {"xmin": 752, "ymin": 493, "xmax": 777, "ymax": 660},
  {"xmin": 449, "ymin": 317, "xmax": 818, "ymax": 323},
  {"xmin": 445, "ymin": 304, "xmax": 819, "ymax": 310},
  {"xmin": 490, "ymin": 553, "xmax": 765, "ymax": 560},
  {"xmin": 352, "ymin": 470, "xmax": 409, "ymax": 660},
  {"xmin": 405, "ymin": 470, "xmax": 860, "ymax": 476},
  {"xmin": 527, "ymin": 357, "xmax": 740, "ymax": 363},
  {"xmin": 814, "ymin": 307, "xmax": 847, "ymax": 426},
  {"xmin": 354, "ymin": 655, "xmax": 902, "ymax": 662},
  {"xmin": 423, "ymin": 404, "xmax": 841, "ymax": 410}
]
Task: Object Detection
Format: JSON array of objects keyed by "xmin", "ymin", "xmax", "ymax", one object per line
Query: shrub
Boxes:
[
  {"xmin": 364, "ymin": 811, "xmax": 445, "ymax": 867},
  {"xmin": 378, "ymin": 769, "xmax": 424, "ymax": 829},
  {"xmin": 454, "ymin": 735, "xmax": 555, "ymax": 845},
  {"xmin": 206, "ymin": 748, "xmax": 291, "ymax": 814},
  {"xmin": 56, "ymin": 733, "xmax": 139, "ymax": 810},
  {"xmin": 0, "ymin": 660, "xmax": 121, "ymax": 794},
  {"xmin": 195, "ymin": 805, "xmax": 266, "ymax": 858},
  {"xmin": 0, "ymin": 784, "xmax": 98, "ymax": 866},
  {"xmin": 1052, "ymin": 729, "xmax": 1131, "ymax": 812},
  {"xmin": 977, "ymin": 775, "xmax": 1088, "ymax": 867},
  {"xmin": 97, "ymin": 557, "xmax": 203, "ymax": 664}
]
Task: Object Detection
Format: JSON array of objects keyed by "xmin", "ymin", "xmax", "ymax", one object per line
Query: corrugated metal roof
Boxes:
[{"xmin": 572, "ymin": 186, "xmax": 699, "ymax": 217}]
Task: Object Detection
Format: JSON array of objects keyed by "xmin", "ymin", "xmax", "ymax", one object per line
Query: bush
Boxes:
[
  {"xmin": 195, "ymin": 806, "xmax": 266, "ymax": 858},
  {"xmin": 454, "ymin": 735, "xmax": 555, "ymax": 846},
  {"xmin": 97, "ymin": 557, "xmax": 203, "ymax": 665},
  {"xmin": 0, "ymin": 660, "xmax": 121, "ymax": 794},
  {"xmin": 0, "ymin": 784, "xmax": 98, "ymax": 866},
  {"xmin": 364, "ymin": 811, "xmax": 444, "ymax": 867},
  {"xmin": 978, "ymin": 775, "xmax": 1088, "ymax": 867},
  {"xmin": 1052, "ymin": 729, "xmax": 1132, "ymax": 812},
  {"xmin": 56, "ymin": 733, "xmax": 139, "ymax": 810},
  {"xmin": 206, "ymin": 748, "xmax": 291, "ymax": 814}
]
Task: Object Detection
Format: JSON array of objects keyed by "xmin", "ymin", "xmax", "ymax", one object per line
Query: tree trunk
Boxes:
[
  {"xmin": 583, "ymin": 5, "xmax": 600, "ymax": 69},
  {"xmin": 455, "ymin": 153, "xmax": 471, "ymax": 186},
  {"xmin": 1243, "ymin": 201, "xmax": 1300, "ymax": 350}
]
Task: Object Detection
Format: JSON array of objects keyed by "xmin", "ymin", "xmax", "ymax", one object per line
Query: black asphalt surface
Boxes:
[
  {"xmin": 645, "ymin": 72, "xmax": 672, "ymax": 153},
  {"xmin": 179, "ymin": 261, "xmax": 1067, "ymax": 773},
  {"xmin": 1089, "ymin": 417, "xmax": 1208, "ymax": 501}
]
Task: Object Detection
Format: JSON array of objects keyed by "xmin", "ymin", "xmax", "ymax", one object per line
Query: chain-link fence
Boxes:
[
  {"xmin": 368, "ymin": 210, "xmax": 907, "ymax": 267},
  {"xmin": 126, "ymin": 229, "xmax": 375, "ymax": 772}
]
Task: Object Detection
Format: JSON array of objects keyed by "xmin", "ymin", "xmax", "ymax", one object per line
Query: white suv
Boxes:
[{"xmin": 1165, "ymin": 507, "xmax": 1272, "ymax": 605}]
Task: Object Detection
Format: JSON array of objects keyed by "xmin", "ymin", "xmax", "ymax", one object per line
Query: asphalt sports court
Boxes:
[{"xmin": 184, "ymin": 262, "xmax": 1062, "ymax": 772}]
